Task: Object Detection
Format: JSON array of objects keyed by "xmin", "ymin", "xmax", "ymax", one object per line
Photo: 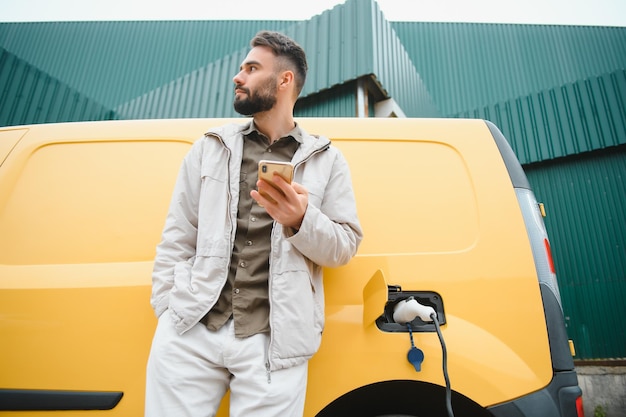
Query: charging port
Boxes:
[{"xmin": 377, "ymin": 286, "xmax": 446, "ymax": 333}]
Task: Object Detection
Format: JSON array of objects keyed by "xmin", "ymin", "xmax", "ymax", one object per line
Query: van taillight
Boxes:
[
  {"xmin": 544, "ymin": 238, "xmax": 556, "ymax": 274},
  {"xmin": 575, "ymin": 395, "xmax": 584, "ymax": 416}
]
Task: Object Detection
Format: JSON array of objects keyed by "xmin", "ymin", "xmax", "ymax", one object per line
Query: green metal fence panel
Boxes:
[
  {"xmin": 115, "ymin": 0, "xmax": 439, "ymax": 120},
  {"xmin": 0, "ymin": 20, "xmax": 292, "ymax": 109},
  {"xmin": 0, "ymin": 48, "xmax": 113, "ymax": 127},
  {"xmin": 295, "ymin": 81, "xmax": 359, "ymax": 117},
  {"xmin": 116, "ymin": 50, "xmax": 247, "ymax": 119},
  {"xmin": 3, "ymin": 6, "xmax": 625, "ymax": 121},
  {"xmin": 117, "ymin": 62, "xmax": 362, "ymax": 119},
  {"xmin": 456, "ymin": 69, "xmax": 626, "ymax": 164},
  {"xmin": 392, "ymin": 22, "xmax": 626, "ymax": 118},
  {"xmin": 525, "ymin": 146, "xmax": 626, "ymax": 359},
  {"xmin": 8, "ymin": 5, "xmax": 624, "ymax": 123}
]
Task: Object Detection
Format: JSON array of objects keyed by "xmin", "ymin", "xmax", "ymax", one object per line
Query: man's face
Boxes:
[{"xmin": 233, "ymin": 46, "xmax": 279, "ymax": 116}]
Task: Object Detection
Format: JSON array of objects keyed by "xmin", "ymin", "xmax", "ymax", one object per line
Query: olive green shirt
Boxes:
[{"xmin": 203, "ymin": 122, "xmax": 301, "ymax": 337}]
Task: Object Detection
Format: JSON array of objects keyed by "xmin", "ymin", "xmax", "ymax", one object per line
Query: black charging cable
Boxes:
[{"xmin": 431, "ymin": 312, "xmax": 454, "ymax": 417}]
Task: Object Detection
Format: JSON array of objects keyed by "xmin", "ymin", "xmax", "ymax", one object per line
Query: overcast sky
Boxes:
[{"xmin": 1, "ymin": 0, "xmax": 625, "ymax": 26}]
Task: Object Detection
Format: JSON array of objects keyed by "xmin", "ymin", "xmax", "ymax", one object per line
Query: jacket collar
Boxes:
[{"xmin": 205, "ymin": 121, "xmax": 331, "ymax": 160}]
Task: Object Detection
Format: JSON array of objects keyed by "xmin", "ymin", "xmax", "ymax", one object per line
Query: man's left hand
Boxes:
[{"xmin": 251, "ymin": 174, "xmax": 308, "ymax": 230}]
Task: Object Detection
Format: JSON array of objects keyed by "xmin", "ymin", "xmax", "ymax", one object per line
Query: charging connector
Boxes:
[{"xmin": 393, "ymin": 296, "xmax": 436, "ymax": 324}]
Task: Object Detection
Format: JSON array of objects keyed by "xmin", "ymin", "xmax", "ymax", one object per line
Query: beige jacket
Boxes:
[{"xmin": 151, "ymin": 122, "xmax": 362, "ymax": 370}]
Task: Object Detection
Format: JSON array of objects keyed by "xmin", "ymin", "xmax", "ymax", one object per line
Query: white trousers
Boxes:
[{"xmin": 145, "ymin": 311, "xmax": 308, "ymax": 417}]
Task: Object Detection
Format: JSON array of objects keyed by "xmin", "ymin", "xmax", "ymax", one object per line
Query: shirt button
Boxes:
[
  {"xmin": 246, "ymin": 240, "xmax": 253, "ymax": 246},
  {"xmin": 267, "ymin": 149, "xmax": 272, "ymax": 153},
  {"xmin": 234, "ymin": 288, "xmax": 240, "ymax": 294},
  {"xmin": 239, "ymin": 261, "xmax": 246, "ymax": 268},
  {"xmin": 250, "ymin": 217, "xmax": 257, "ymax": 222}
]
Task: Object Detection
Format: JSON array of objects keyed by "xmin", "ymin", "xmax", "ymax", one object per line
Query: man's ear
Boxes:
[{"xmin": 279, "ymin": 70, "xmax": 295, "ymax": 89}]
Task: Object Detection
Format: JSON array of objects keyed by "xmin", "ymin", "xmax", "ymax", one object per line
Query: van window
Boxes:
[{"xmin": 0, "ymin": 140, "xmax": 190, "ymax": 265}]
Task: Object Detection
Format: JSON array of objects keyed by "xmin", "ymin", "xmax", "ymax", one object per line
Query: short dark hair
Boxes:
[{"xmin": 251, "ymin": 31, "xmax": 308, "ymax": 95}]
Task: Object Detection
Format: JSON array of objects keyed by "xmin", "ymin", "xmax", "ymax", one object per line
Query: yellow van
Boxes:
[{"xmin": 0, "ymin": 118, "xmax": 583, "ymax": 416}]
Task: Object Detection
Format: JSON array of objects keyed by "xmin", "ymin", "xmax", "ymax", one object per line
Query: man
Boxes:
[{"xmin": 145, "ymin": 31, "xmax": 362, "ymax": 417}]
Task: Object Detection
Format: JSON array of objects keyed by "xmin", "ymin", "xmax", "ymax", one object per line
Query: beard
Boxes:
[{"xmin": 233, "ymin": 75, "xmax": 278, "ymax": 116}]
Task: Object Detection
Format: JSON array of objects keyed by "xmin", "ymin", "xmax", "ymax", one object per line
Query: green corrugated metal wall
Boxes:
[
  {"xmin": 116, "ymin": 51, "xmax": 248, "ymax": 119},
  {"xmin": 455, "ymin": 69, "xmax": 626, "ymax": 164},
  {"xmin": 295, "ymin": 81, "xmax": 359, "ymax": 117},
  {"xmin": 1, "ymin": 0, "xmax": 625, "ymax": 359},
  {"xmin": 3, "ymin": 7, "xmax": 624, "ymax": 126},
  {"xmin": 0, "ymin": 48, "xmax": 113, "ymax": 125},
  {"xmin": 0, "ymin": 20, "xmax": 291, "ymax": 108},
  {"xmin": 392, "ymin": 21, "xmax": 626, "ymax": 117},
  {"xmin": 115, "ymin": 0, "xmax": 438, "ymax": 119},
  {"xmin": 525, "ymin": 146, "xmax": 626, "ymax": 359}
]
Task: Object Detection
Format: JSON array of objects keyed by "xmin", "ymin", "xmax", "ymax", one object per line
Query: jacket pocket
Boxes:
[
  {"xmin": 168, "ymin": 258, "xmax": 194, "ymax": 325},
  {"xmin": 168, "ymin": 252, "xmax": 229, "ymax": 328},
  {"xmin": 270, "ymin": 269, "xmax": 322, "ymax": 359},
  {"xmin": 171, "ymin": 258, "xmax": 193, "ymax": 293},
  {"xmin": 201, "ymin": 161, "xmax": 228, "ymax": 182}
]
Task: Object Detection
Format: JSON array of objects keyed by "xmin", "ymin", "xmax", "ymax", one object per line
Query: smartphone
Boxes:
[{"xmin": 258, "ymin": 160, "xmax": 294, "ymax": 201}]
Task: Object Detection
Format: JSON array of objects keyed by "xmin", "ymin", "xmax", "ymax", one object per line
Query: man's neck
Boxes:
[{"xmin": 253, "ymin": 110, "xmax": 295, "ymax": 144}]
